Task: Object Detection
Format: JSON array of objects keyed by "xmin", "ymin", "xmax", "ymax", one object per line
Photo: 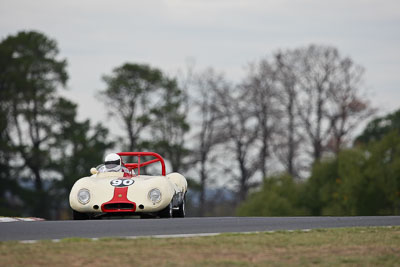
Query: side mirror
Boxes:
[{"xmin": 90, "ymin": 168, "xmax": 98, "ymax": 175}]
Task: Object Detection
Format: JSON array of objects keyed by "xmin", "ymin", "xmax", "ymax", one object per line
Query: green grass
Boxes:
[{"xmin": 1, "ymin": 227, "xmax": 399, "ymax": 266}]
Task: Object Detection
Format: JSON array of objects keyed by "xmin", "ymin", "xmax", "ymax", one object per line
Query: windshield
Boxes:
[{"xmin": 95, "ymin": 163, "xmax": 134, "ymax": 174}]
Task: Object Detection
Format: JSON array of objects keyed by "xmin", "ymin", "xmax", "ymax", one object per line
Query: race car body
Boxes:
[{"xmin": 69, "ymin": 152, "xmax": 187, "ymax": 219}]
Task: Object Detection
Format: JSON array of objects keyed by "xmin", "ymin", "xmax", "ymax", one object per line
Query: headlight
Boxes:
[
  {"xmin": 77, "ymin": 189, "xmax": 90, "ymax": 205},
  {"xmin": 148, "ymin": 188, "xmax": 162, "ymax": 203}
]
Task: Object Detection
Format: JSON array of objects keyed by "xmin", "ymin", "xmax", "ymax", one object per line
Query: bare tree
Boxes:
[
  {"xmin": 184, "ymin": 45, "xmax": 374, "ymax": 212},
  {"xmin": 287, "ymin": 45, "xmax": 373, "ymax": 161},
  {"xmin": 274, "ymin": 51, "xmax": 304, "ymax": 177},
  {"xmin": 189, "ymin": 68, "xmax": 227, "ymax": 215},
  {"xmin": 325, "ymin": 58, "xmax": 375, "ymax": 153},
  {"xmin": 213, "ymin": 84, "xmax": 260, "ymax": 203},
  {"xmin": 241, "ymin": 59, "xmax": 280, "ymax": 179},
  {"xmin": 294, "ymin": 45, "xmax": 343, "ymax": 162}
]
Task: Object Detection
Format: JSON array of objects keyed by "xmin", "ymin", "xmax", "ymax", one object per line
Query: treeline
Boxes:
[
  {"xmin": 0, "ymin": 31, "xmax": 114, "ymax": 218},
  {"xmin": 238, "ymin": 110, "xmax": 400, "ymax": 216},
  {"xmin": 0, "ymin": 30, "xmax": 397, "ymax": 218}
]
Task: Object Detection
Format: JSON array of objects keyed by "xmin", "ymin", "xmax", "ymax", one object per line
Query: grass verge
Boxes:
[{"xmin": 0, "ymin": 227, "xmax": 399, "ymax": 266}]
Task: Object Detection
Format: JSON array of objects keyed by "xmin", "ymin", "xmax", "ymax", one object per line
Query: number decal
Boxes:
[
  {"xmin": 110, "ymin": 179, "xmax": 134, "ymax": 187},
  {"xmin": 111, "ymin": 180, "xmax": 122, "ymax": 186},
  {"xmin": 123, "ymin": 179, "xmax": 133, "ymax": 186}
]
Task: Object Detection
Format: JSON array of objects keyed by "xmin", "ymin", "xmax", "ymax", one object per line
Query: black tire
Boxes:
[
  {"xmin": 72, "ymin": 210, "xmax": 90, "ymax": 220},
  {"xmin": 158, "ymin": 202, "xmax": 173, "ymax": 218},
  {"xmin": 173, "ymin": 197, "xmax": 185, "ymax": 218}
]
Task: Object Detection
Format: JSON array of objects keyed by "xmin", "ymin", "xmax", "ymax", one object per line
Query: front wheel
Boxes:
[
  {"xmin": 158, "ymin": 202, "xmax": 173, "ymax": 218},
  {"xmin": 173, "ymin": 197, "xmax": 185, "ymax": 218}
]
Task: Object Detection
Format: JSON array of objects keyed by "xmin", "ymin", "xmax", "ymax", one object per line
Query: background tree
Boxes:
[
  {"xmin": 0, "ymin": 98, "xmax": 23, "ymax": 216},
  {"xmin": 50, "ymin": 98, "xmax": 114, "ymax": 218},
  {"xmin": 101, "ymin": 63, "xmax": 190, "ymax": 172},
  {"xmin": 238, "ymin": 109, "xmax": 400, "ymax": 216},
  {"xmin": 325, "ymin": 57, "xmax": 374, "ymax": 153},
  {"xmin": 355, "ymin": 109, "xmax": 400, "ymax": 145},
  {"xmin": 213, "ymin": 83, "xmax": 260, "ymax": 203},
  {"xmin": 302, "ymin": 157, "xmax": 341, "ymax": 215},
  {"xmin": 101, "ymin": 63, "xmax": 164, "ymax": 152},
  {"xmin": 237, "ymin": 174, "xmax": 306, "ymax": 216},
  {"xmin": 0, "ymin": 67, "xmax": 19, "ymax": 215},
  {"xmin": 274, "ymin": 51, "xmax": 304, "ymax": 177},
  {"xmin": 304, "ymin": 132, "xmax": 400, "ymax": 216},
  {"xmin": 361, "ymin": 131, "xmax": 400, "ymax": 215},
  {"xmin": 294, "ymin": 45, "xmax": 340, "ymax": 162},
  {"xmin": 276, "ymin": 45, "xmax": 374, "ymax": 162},
  {"xmin": 0, "ymin": 31, "xmax": 112, "ymax": 219},
  {"xmin": 147, "ymin": 77, "xmax": 190, "ymax": 172},
  {"xmin": 188, "ymin": 68, "xmax": 227, "ymax": 216},
  {"xmin": 0, "ymin": 31, "xmax": 68, "ymax": 218},
  {"xmin": 241, "ymin": 59, "xmax": 279, "ymax": 179}
]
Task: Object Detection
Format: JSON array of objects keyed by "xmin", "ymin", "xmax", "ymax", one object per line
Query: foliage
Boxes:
[
  {"xmin": 147, "ymin": 77, "xmax": 190, "ymax": 172},
  {"xmin": 101, "ymin": 63, "xmax": 189, "ymax": 172},
  {"xmin": 361, "ymin": 131, "xmax": 400, "ymax": 214},
  {"xmin": 0, "ymin": 31, "xmax": 112, "ymax": 219},
  {"xmin": 355, "ymin": 108, "xmax": 400, "ymax": 144},
  {"xmin": 0, "ymin": 31, "xmax": 69, "ymax": 217},
  {"xmin": 50, "ymin": 99, "xmax": 114, "ymax": 217},
  {"xmin": 238, "ymin": 129, "xmax": 400, "ymax": 216},
  {"xmin": 237, "ymin": 174, "xmax": 306, "ymax": 216},
  {"xmin": 302, "ymin": 157, "xmax": 340, "ymax": 215},
  {"xmin": 306, "ymin": 131, "xmax": 400, "ymax": 215},
  {"xmin": 101, "ymin": 63, "xmax": 164, "ymax": 151}
]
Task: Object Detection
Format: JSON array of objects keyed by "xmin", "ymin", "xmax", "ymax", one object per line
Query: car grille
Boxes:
[{"xmin": 104, "ymin": 203, "xmax": 135, "ymax": 210}]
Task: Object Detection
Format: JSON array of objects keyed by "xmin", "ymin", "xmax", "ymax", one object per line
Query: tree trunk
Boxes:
[
  {"xmin": 199, "ymin": 160, "xmax": 207, "ymax": 216},
  {"xmin": 287, "ymin": 96, "xmax": 295, "ymax": 176}
]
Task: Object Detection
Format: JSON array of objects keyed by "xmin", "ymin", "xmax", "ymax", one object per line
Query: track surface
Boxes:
[{"xmin": 1, "ymin": 216, "xmax": 399, "ymax": 241}]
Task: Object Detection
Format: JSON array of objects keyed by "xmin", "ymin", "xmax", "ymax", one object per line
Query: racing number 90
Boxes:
[{"xmin": 110, "ymin": 179, "xmax": 134, "ymax": 187}]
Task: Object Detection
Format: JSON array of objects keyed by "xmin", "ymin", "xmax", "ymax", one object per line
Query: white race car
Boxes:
[{"xmin": 69, "ymin": 152, "xmax": 187, "ymax": 220}]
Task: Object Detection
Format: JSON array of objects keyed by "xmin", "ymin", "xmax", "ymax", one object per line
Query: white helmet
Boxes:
[{"xmin": 104, "ymin": 153, "xmax": 122, "ymax": 172}]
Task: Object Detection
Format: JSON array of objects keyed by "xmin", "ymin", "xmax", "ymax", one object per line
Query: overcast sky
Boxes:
[{"xmin": 1, "ymin": 0, "xmax": 399, "ymax": 132}]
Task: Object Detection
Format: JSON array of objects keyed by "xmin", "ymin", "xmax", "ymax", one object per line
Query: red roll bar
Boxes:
[{"xmin": 117, "ymin": 152, "xmax": 166, "ymax": 176}]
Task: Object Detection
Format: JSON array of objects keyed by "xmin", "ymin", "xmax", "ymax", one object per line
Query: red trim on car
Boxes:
[
  {"xmin": 123, "ymin": 172, "xmax": 132, "ymax": 178},
  {"xmin": 101, "ymin": 185, "xmax": 136, "ymax": 213}
]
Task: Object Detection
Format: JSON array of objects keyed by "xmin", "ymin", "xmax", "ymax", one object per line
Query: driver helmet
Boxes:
[{"xmin": 104, "ymin": 153, "xmax": 122, "ymax": 172}]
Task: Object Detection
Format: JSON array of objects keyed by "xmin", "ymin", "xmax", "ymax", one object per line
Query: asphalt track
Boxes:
[{"xmin": 1, "ymin": 216, "xmax": 399, "ymax": 241}]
